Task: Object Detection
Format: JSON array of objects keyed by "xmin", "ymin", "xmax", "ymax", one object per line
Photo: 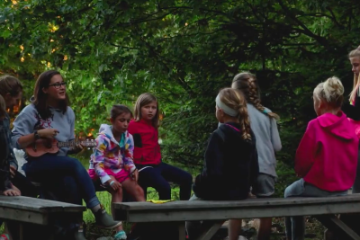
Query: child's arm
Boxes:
[
  {"xmin": 127, "ymin": 121, "xmax": 143, "ymax": 162},
  {"xmin": 294, "ymin": 121, "xmax": 317, "ymax": 177},
  {"xmin": 201, "ymin": 132, "xmax": 224, "ymax": 181},
  {"xmin": 250, "ymin": 133, "xmax": 259, "ymax": 188},
  {"xmin": 123, "ymin": 133, "xmax": 137, "ymax": 173},
  {"xmin": 270, "ymin": 118, "xmax": 282, "ymax": 152},
  {"xmin": 92, "ymin": 136, "xmax": 112, "ymax": 185}
]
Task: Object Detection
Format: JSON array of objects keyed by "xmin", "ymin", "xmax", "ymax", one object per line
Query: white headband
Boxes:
[{"xmin": 215, "ymin": 95, "xmax": 238, "ymax": 117}]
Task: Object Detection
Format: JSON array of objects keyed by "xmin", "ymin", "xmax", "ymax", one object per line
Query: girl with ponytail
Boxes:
[
  {"xmin": 232, "ymin": 72, "xmax": 282, "ymax": 240},
  {"xmin": 284, "ymin": 77, "xmax": 358, "ymax": 240},
  {"xmin": 343, "ymin": 46, "xmax": 360, "ymax": 193},
  {"xmin": 186, "ymin": 88, "xmax": 259, "ymax": 240}
]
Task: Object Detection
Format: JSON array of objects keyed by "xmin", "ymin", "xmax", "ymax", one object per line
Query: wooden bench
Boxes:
[
  {"xmin": 0, "ymin": 196, "xmax": 85, "ymax": 240},
  {"xmin": 113, "ymin": 194, "xmax": 360, "ymax": 240}
]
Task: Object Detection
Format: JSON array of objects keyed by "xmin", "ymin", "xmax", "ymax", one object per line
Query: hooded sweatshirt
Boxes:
[
  {"xmin": 128, "ymin": 119, "xmax": 161, "ymax": 165},
  {"xmin": 193, "ymin": 122, "xmax": 259, "ymax": 200},
  {"xmin": 89, "ymin": 124, "xmax": 136, "ymax": 184},
  {"xmin": 295, "ymin": 111, "xmax": 359, "ymax": 191},
  {"xmin": 0, "ymin": 113, "xmax": 17, "ymax": 191}
]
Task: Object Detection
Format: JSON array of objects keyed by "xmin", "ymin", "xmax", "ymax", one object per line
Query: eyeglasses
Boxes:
[{"xmin": 48, "ymin": 82, "xmax": 67, "ymax": 89}]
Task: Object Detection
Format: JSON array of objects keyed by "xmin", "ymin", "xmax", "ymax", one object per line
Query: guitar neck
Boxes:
[{"xmin": 57, "ymin": 141, "xmax": 76, "ymax": 148}]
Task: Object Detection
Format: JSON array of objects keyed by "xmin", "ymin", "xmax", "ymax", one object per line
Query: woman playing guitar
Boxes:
[{"xmin": 11, "ymin": 70, "xmax": 120, "ymax": 240}]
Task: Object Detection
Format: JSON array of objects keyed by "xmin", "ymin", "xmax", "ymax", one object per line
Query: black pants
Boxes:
[
  {"xmin": 136, "ymin": 162, "xmax": 192, "ymax": 200},
  {"xmin": 11, "ymin": 170, "xmax": 38, "ymax": 197}
]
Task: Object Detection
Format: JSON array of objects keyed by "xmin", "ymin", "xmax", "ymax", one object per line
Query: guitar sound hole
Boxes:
[{"xmin": 44, "ymin": 140, "xmax": 53, "ymax": 149}]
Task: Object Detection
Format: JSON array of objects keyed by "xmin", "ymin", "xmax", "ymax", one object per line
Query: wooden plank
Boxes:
[
  {"xmin": 196, "ymin": 222, "xmax": 223, "ymax": 240},
  {"xmin": 0, "ymin": 196, "xmax": 85, "ymax": 213},
  {"xmin": 113, "ymin": 195, "xmax": 360, "ymax": 211},
  {"xmin": 0, "ymin": 206, "xmax": 83, "ymax": 225},
  {"xmin": 114, "ymin": 201, "xmax": 360, "ymax": 222},
  {"xmin": 0, "ymin": 196, "xmax": 85, "ymax": 225},
  {"xmin": 330, "ymin": 216, "xmax": 360, "ymax": 240},
  {"xmin": 0, "ymin": 206, "xmax": 49, "ymax": 225}
]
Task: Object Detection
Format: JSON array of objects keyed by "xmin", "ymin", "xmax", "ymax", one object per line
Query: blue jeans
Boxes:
[
  {"xmin": 284, "ymin": 179, "xmax": 347, "ymax": 240},
  {"xmin": 24, "ymin": 154, "xmax": 100, "ymax": 208},
  {"xmin": 136, "ymin": 162, "xmax": 192, "ymax": 200}
]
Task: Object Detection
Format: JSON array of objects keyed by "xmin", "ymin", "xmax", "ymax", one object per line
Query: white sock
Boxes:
[{"xmin": 91, "ymin": 204, "xmax": 101, "ymax": 213}]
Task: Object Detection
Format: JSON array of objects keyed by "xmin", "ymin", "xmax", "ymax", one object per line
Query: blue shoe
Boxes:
[{"xmin": 114, "ymin": 230, "xmax": 127, "ymax": 240}]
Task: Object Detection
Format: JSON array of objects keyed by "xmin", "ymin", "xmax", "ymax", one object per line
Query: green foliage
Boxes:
[{"xmin": 1, "ymin": 0, "xmax": 360, "ymax": 178}]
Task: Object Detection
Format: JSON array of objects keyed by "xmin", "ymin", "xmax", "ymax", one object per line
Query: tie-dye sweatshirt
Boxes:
[{"xmin": 89, "ymin": 124, "xmax": 136, "ymax": 184}]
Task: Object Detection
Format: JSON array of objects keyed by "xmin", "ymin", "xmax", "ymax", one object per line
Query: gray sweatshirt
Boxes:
[
  {"xmin": 11, "ymin": 104, "xmax": 75, "ymax": 157},
  {"xmin": 246, "ymin": 103, "xmax": 281, "ymax": 177}
]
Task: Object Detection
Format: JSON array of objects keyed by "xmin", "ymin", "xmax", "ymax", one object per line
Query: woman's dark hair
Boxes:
[
  {"xmin": 111, "ymin": 104, "xmax": 133, "ymax": 120},
  {"xmin": 0, "ymin": 75, "xmax": 23, "ymax": 119},
  {"xmin": 33, "ymin": 70, "xmax": 70, "ymax": 119}
]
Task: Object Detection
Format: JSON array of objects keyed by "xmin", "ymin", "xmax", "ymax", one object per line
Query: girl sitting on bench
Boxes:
[
  {"xmin": 11, "ymin": 70, "xmax": 120, "ymax": 240},
  {"xmin": 284, "ymin": 77, "xmax": 358, "ymax": 240},
  {"xmin": 128, "ymin": 93, "xmax": 193, "ymax": 201},
  {"xmin": 89, "ymin": 104, "xmax": 145, "ymax": 240},
  {"xmin": 186, "ymin": 88, "xmax": 259, "ymax": 240}
]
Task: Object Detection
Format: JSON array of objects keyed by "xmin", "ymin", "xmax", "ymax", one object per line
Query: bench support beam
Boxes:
[{"xmin": 195, "ymin": 221, "xmax": 224, "ymax": 240}]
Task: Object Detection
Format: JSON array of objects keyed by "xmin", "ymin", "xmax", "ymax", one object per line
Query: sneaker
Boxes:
[
  {"xmin": 114, "ymin": 230, "xmax": 127, "ymax": 240},
  {"xmin": 95, "ymin": 205, "xmax": 122, "ymax": 229}
]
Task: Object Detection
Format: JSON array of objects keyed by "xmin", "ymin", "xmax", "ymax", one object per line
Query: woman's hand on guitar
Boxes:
[{"xmin": 38, "ymin": 128, "xmax": 59, "ymax": 139}]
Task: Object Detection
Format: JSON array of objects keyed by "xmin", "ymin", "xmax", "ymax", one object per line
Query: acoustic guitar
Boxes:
[{"xmin": 26, "ymin": 138, "xmax": 97, "ymax": 157}]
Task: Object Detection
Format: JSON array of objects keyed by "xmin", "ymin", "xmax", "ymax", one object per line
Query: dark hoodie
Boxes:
[
  {"xmin": 342, "ymin": 95, "xmax": 360, "ymax": 121},
  {"xmin": 193, "ymin": 122, "xmax": 259, "ymax": 200},
  {"xmin": 0, "ymin": 113, "xmax": 18, "ymax": 191},
  {"xmin": 295, "ymin": 111, "xmax": 359, "ymax": 191}
]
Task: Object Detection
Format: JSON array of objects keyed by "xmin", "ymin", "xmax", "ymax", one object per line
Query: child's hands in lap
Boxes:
[{"xmin": 107, "ymin": 176, "xmax": 122, "ymax": 191}]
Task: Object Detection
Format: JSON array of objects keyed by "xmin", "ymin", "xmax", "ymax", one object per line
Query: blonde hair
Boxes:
[
  {"xmin": 0, "ymin": 75, "xmax": 23, "ymax": 119},
  {"xmin": 349, "ymin": 46, "xmax": 360, "ymax": 103},
  {"xmin": 218, "ymin": 88, "xmax": 252, "ymax": 141},
  {"xmin": 133, "ymin": 93, "xmax": 160, "ymax": 128},
  {"xmin": 313, "ymin": 76, "xmax": 344, "ymax": 108},
  {"xmin": 231, "ymin": 72, "xmax": 279, "ymax": 120}
]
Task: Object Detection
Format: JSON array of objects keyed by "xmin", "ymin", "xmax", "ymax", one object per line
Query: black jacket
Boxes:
[
  {"xmin": 0, "ymin": 113, "xmax": 18, "ymax": 191},
  {"xmin": 343, "ymin": 96, "xmax": 360, "ymax": 121},
  {"xmin": 193, "ymin": 122, "xmax": 259, "ymax": 200}
]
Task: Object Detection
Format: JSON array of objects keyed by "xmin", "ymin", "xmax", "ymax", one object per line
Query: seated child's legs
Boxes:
[
  {"xmin": 158, "ymin": 162, "xmax": 193, "ymax": 200},
  {"xmin": 185, "ymin": 195, "xmax": 220, "ymax": 240},
  {"xmin": 137, "ymin": 166, "xmax": 171, "ymax": 200},
  {"xmin": 284, "ymin": 179, "xmax": 348, "ymax": 240},
  {"xmin": 229, "ymin": 219, "xmax": 242, "ymax": 240},
  {"xmin": 252, "ymin": 174, "xmax": 276, "ymax": 240},
  {"xmin": 122, "ymin": 179, "xmax": 145, "ymax": 201}
]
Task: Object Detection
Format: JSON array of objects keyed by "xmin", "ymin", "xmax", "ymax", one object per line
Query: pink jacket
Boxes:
[{"xmin": 295, "ymin": 111, "xmax": 359, "ymax": 191}]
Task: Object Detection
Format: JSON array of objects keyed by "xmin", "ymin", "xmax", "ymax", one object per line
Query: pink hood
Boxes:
[
  {"xmin": 319, "ymin": 112, "xmax": 356, "ymax": 140},
  {"xmin": 295, "ymin": 111, "xmax": 359, "ymax": 191}
]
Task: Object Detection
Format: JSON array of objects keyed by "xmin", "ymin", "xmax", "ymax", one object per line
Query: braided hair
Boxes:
[
  {"xmin": 231, "ymin": 72, "xmax": 279, "ymax": 120},
  {"xmin": 218, "ymin": 88, "xmax": 252, "ymax": 141}
]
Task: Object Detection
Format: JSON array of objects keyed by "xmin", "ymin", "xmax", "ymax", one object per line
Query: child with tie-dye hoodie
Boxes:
[{"xmin": 89, "ymin": 104, "xmax": 145, "ymax": 240}]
